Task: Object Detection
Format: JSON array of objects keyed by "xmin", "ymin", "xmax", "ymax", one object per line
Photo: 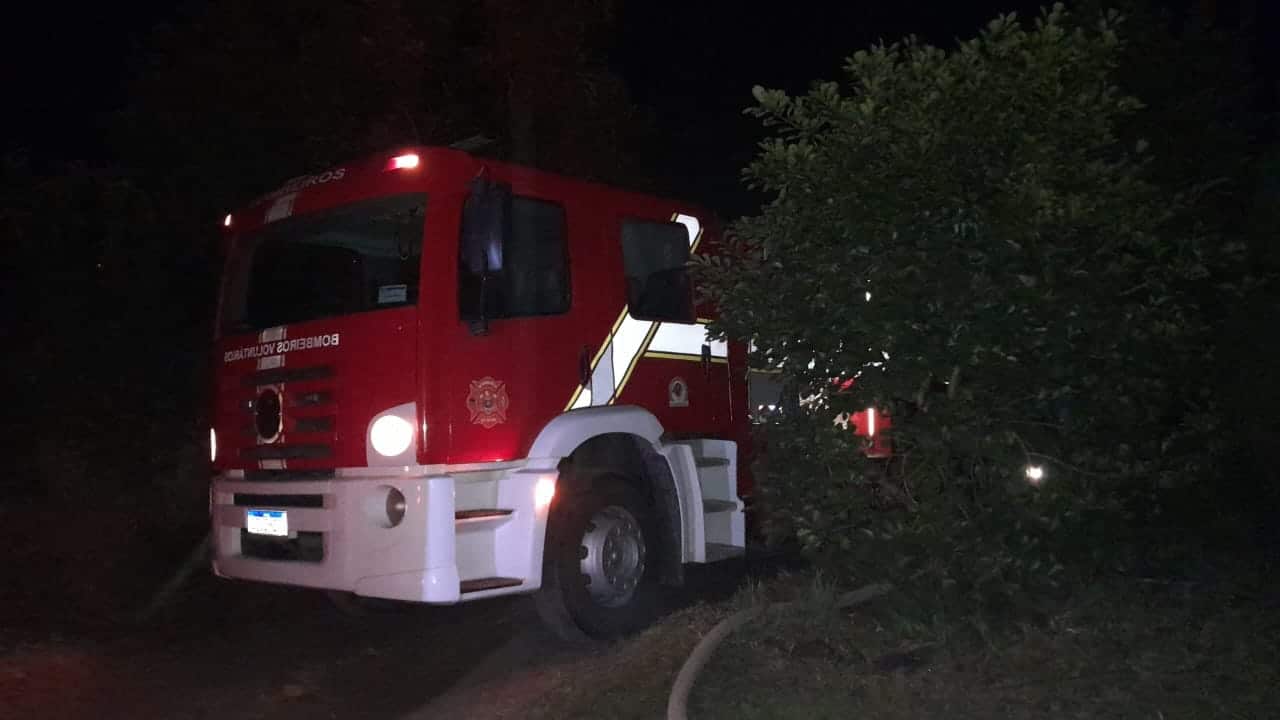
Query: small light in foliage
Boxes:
[{"xmin": 1024, "ymin": 465, "xmax": 1046, "ymax": 485}]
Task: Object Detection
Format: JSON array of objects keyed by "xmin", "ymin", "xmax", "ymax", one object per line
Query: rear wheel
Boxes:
[{"xmin": 535, "ymin": 474, "xmax": 663, "ymax": 641}]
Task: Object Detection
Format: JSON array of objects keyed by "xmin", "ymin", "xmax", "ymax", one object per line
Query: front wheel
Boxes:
[{"xmin": 535, "ymin": 475, "xmax": 663, "ymax": 641}]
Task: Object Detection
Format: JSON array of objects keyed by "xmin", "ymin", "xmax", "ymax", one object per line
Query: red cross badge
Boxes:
[{"xmin": 466, "ymin": 377, "xmax": 509, "ymax": 428}]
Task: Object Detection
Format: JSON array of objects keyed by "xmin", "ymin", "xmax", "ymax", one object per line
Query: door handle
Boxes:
[{"xmin": 578, "ymin": 345, "xmax": 592, "ymax": 388}]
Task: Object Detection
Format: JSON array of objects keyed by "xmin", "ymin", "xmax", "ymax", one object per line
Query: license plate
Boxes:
[{"xmin": 246, "ymin": 509, "xmax": 288, "ymax": 537}]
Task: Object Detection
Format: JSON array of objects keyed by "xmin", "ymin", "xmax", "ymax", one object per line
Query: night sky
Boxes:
[{"xmin": 4, "ymin": 0, "xmax": 1274, "ymax": 210}]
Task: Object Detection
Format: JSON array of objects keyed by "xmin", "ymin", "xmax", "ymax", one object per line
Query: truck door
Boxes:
[{"xmin": 444, "ymin": 178, "xmax": 578, "ymax": 464}]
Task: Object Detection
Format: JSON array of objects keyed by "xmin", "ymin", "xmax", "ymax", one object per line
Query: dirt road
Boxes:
[
  {"xmin": 0, "ymin": 569, "xmax": 576, "ymax": 720},
  {"xmin": 0, "ymin": 505, "xmax": 770, "ymax": 720}
]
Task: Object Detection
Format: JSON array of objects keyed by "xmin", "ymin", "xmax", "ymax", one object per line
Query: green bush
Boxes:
[
  {"xmin": 701, "ymin": 5, "xmax": 1257, "ymax": 624},
  {"xmin": 755, "ymin": 412, "xmax": 1141, "ymax": 630}
]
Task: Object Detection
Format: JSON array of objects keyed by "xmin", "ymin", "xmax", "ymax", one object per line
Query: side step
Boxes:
[
  {"xmin": 455, "ymin": 509, "xmax": 513, "ymax": 524},
  {"xmin": 705, "ymin": 543, "xmax": 746, "ymax": 563},
  {"xmin": 666, "ymin": 438, "xmax": 747, "ymax": 565},
  {"xmin": 702, "ymin": 499, "xmax": 738, "ymax": 514},
  {"xmin": 460, "ymin": 577, "xmax": 522, "ymax": 594}
]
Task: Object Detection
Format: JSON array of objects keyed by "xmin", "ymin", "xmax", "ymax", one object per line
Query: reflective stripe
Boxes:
[
  {"xmin": 564, "ymin": 213, "xmax": 706, "ymax": 411},
  {"xmin": 645, "ymin": 322, "xmax": 727, "ymax": 361},
  {"xmin": 674, "ymin": 214, "xmax": 702, "ymax": 253}
]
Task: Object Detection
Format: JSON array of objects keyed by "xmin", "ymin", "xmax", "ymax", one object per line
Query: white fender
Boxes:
[
  {"xmin": 527, "ymin": 405, "xmax": 706, "ymax": 583},
  {"xmin": 526, "ymin": 405, "xmax": 664, "ymax": 460}
]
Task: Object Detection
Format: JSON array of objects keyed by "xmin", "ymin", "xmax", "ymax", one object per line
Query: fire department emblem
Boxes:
[
  {"xmin": 467, "ymin": 377, "xmax": 509, "ymax": 428},
  {"xmin": 668, "ymin": 377, "xmax": 689, "ymax": 408}
]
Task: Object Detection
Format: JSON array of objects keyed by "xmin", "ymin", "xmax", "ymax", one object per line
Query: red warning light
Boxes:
[{"xmin": 387, "ymin": 154, "xmax": 420, "ymax": 171}]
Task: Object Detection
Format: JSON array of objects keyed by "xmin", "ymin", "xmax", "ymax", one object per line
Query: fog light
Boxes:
[
  {"xmin": 210, "ymin": 427, "xmax": 217, "ymax": 463},
  {"xmin": 365, "ymin": 486, "xmax": 407, "ymax": 528},
  {"xmin": 385, "ymin": 487, "xmax": 406, "ymax": 527},
  {"xmin": 370, "ymin": 415, "xmax": 413, "ymax": 457}
]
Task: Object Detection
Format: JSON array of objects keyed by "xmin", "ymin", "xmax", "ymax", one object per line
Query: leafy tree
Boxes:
[{"xmin": 699, "ymin": 4, "xmax": 1253, "ymax": 617}]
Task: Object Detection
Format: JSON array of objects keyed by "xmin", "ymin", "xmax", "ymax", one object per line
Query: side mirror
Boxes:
[{"xmin": 459, "ymin": 177, "xmax": 511, "ymax": 335}]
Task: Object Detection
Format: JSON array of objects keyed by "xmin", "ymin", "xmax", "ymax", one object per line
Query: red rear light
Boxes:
[
  {"xmin": 387, "ymin": 153, "xmax": 420, "ymax": 171},
  {"xmin": 850, "ymin": 407, "xmax": 889, "ymax": 438}
]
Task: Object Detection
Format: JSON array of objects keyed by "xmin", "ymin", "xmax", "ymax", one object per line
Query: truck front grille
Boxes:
[
  {"xmin": 241, "ymin": 444, "xmax": 332, "ymax": 460},
  {"xmin": 243, "ymin": 469, "xmax": 335, "ymax": 483},
  {"xmin": 244, "ymin": 365, "xmax": 334, "ymax": 387},
  {"xmin": 238, "ymin": 362, "xmax": 338, "ymax": 465},
  {"xmin": 233, "ymin": 493, "xmax": 324, "ymax": 508}
]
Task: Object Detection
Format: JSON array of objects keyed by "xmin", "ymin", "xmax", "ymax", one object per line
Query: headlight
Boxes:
[
  {"xmin": 210, "ymin": 427, "xmax": 218, "ymax": 463},
  {"xmin": 370, "ymin": 415, "xmax": 414, "ymax": 457}
]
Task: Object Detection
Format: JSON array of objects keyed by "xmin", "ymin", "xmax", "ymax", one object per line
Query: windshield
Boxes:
[{"xmin": 222, "ymin": 193, "xmax": 426, "ymax": 333}]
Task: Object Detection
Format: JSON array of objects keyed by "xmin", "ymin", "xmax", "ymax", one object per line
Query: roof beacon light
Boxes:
[{"xmin": 387, "ymin": 153, "xmax": 420, "ymax": 171}]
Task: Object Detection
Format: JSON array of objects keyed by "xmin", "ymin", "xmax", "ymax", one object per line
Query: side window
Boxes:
[
  {"xmin": 459, "ymin": 195, "xmax": 570, "ymax": 319},
  {"xmin": 620, "ymin": 219, "xmax": 693, "ymax": 322}
]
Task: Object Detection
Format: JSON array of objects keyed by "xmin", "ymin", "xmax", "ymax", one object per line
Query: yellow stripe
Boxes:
[
  {"xmin": 595, "ymin": 307, "xmax": 628, "ymax": 368},
  {"xmin": 644, "ymin": 350, "xmax": 700, "ymax": 362},
  {"xmin": 609, "ymin": 306, "xmax": 629, "ymax": 335},
  {"xmin": 643, "ymin": 351, "xmax": 729, "ymax": 364},
  {"xmin": 672, "ymin": 212, "xmax": 704, "ymax": 252},
  {"xmin": 564, "ymin": 384, "xmax": 585, "ymax": 412}
]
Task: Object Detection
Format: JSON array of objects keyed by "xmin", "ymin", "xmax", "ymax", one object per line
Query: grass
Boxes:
[{"xmin": 529, "ymin": 562, "xmax": 1280, "ymax": 720}]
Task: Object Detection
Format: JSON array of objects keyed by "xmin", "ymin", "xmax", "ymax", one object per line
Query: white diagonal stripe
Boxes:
[{"xmin": 648, "ymin": 322, "xmax": 727, "ymax": 358}]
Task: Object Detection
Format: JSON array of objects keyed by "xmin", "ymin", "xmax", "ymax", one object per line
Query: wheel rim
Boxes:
[{"xmin": 579, "ymin": 505, "xmax": 646, "ymax": 607}]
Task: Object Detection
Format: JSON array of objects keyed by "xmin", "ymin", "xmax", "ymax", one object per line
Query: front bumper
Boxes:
[{"xmin": 210, "ymin": 463, "xmax": 555, "ymax": 604}]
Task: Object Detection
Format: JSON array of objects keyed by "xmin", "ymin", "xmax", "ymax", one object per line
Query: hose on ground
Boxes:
[
  {"xmin": 136, "ymin": 531, "xmax": 212, "ymax": 623},
  {"xmin": 666, "ymin": 582, "xmax": 893, "ymax": 720}
]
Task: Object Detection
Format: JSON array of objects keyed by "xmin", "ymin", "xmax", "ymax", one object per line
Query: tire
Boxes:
[{"xmin": 535, "ymin": 473, "xmax": 664, "ymax": 641}]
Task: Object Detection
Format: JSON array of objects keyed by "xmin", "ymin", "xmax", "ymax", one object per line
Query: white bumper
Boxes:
[{"xmin": 211, "ymin": 462, "xmax": 557, "ymax": 604}]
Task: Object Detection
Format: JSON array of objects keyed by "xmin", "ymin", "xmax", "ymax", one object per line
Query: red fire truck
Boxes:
[
  {"xmin": 210, "ymin": 146, "xmax": 884, "ymax": 638},
  {"xmin": 210, "ymin": 146, "xmax": 761, "ymax": 638}
]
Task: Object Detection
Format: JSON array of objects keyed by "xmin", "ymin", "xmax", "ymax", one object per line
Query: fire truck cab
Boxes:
[{"xmin": 210, "ymin": 147, "xmax": 749, "ymax": 638}]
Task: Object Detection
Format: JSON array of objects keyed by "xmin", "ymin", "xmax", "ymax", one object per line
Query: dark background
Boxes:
[{"xmin": 6, "ymin": 1, "xmax": 1275, "ymax": 206}]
